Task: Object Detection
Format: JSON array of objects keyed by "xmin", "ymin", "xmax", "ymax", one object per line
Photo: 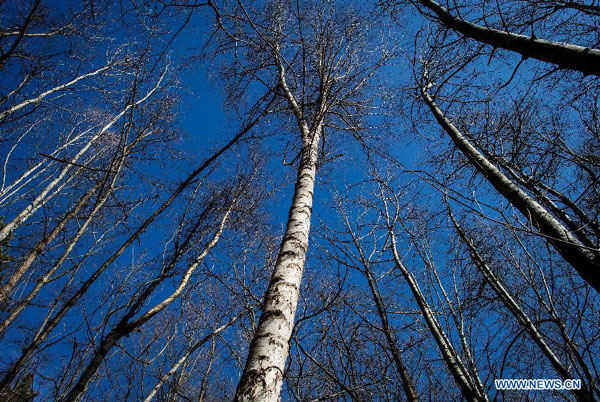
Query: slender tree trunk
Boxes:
[
  {"xmin": 415, "ymin": 0, "xmax": 600, "ymax": 76},
  {"xmin": 495, "ymin": 158, "xmax": 599, "ymax": 247},
  {"xmin": 421, "ymin": 86, "xmax": 600, "ymax": 293},
  {"xmin": 388, "ymin": 230, "xmax": 486, "ymax": 402},
  {"xmin": 0, "ymin": 63, "xmax": 111, "ymax": 121},
  {"xmin": 143, "ymin": 313, "xmax": 244, "ymax": 402},
  {"xmin": 0, "ymin": 115, "xmax": 262, "ymax": 392},
  {"xmin": 234, "ymin": 126, "xmax": 322, "ymax": 402},
  {"xmin": 342, "ymin": 213, "xmax": 419, "ymax": 401},
  {"xmin": 428, "ymin": 262, "xmax": 487, "ymax": 400},
  {"xmin": 364, "ymin": 267, "xmax": 419, "ymax": 401},
  {"xmin": 0, "ymin": 126, "xmax": 90, "ymax": 205},
  {"xmin": 0, "ymin": 70, "xmax": 166, "ymax": 243},
  {"xmin": 0, "ymin": 184, "xmax": 98, "ymax": 306},
  {"xmin": 0, "ymin": 137, "xmax": 133, "ymax": 333},
  {"xmin": 60, "ymin": 201, "xmax": 234, "ymax": 402},
  {"xmin": 448, "ymin": 210, "xmax": 597, "ymax": 402}
]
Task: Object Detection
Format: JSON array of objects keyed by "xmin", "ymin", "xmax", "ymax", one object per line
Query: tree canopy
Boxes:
[{"xmin": 0, "ymin": 0, "xmax": 598, "ymax": 401}]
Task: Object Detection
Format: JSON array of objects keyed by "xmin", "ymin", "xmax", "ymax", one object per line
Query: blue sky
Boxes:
[{"xmin": 1, "ymin": 1, "xmax": 598, "ymax": 400}]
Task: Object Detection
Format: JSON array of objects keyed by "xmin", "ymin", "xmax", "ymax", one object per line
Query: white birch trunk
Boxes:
[
  {"xmin": 0, "ymin": 184, "xmax": 96, "ymax": 306},
  {"xmin": 143, "ymin": 313, "xmax": 244, "ymax": 402},
  {"xmin": 0, "ymin": 112, "xmax": 263, "ymax": 392},
  {"xmin": 0, "ymin": 135, "xmax": 134, "ymax": 332},
  {"xmin": 234, "ymin": 50, "xmax": 325, "ymax": 401},
  {"xmin": 448, "ymin": 211, "xmax": 597, "ymax": 402},
  {"xmin": 234, "ymin": 126, "xmax": 321, "ymax": 401},
  {"xmin": 60, "ymin": 202, "xmax": 234, "ymax": 402},
  {"xmin": 0, "ymin": 63, "xmax": 111, "ymax": 121},
  {"xmin": 0, "ymin": 124, "xmax": 90, "ymax": 206},
  {"xmin": 388, "ymin": 231, "xmax": 486, "ymax": 402},
  {"xmin": 421, "ymin": 87, "xmax": 600, "ymax": 293}
]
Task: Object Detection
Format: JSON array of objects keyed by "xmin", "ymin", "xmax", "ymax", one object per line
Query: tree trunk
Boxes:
[
  {"xmin": 0, "ymin": 116, "xmax": 260, "ymax": 393},
  {"xmin": 449, "ymin": 210, "xmax": 597, "ymax": 402},
  {"xmin": 389, "ymin": 233, "xmax": 486, "ymax": 402},
  {"xmin": 415, "ymin": 0, "xmax": 600, "ymax": 76},
  {"xmin": 421, "ymin": 87, "xmax": 600, "ymax": 293},
  {"xmin": 343, "ymin": 213, "xmax": 419, "ymax": 401},
  {"xmin": 234, "ymin": 127, "xmax": 321, "ymax": 402},
  {"xmin": 59, "ymin": 201, "xmax": 233, "ymax": 402},
  {"xmin": 0, "ymin": 136, "xmax": 134, "ymax": 333},
  {"xmin": 364, "ymin": 267, "xmax": 419, "ymax": 402},
  {"xmin": 0, "ymin": 70, "xmax": 166, "ymax": 243}
]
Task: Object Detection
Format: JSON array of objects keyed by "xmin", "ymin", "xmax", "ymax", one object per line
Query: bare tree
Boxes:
[
  {"xmin": 377, "ymin": 183, "xmax": 488, "ymax": 402},
  {"xmin": 205, "ymin": 1, "xmax": 390, "ymax": 400},
  {"xmin": 393, "ymin": 0, "xmax": 600, "ymax": 76},
  {"xmin": 2, "ymin": 0, "xmax": 598, "ymax": 400},
  {"xmin": 416, "ymin": 73, "xmax": 600, "ymax": 293},
  {"xmin": 332, "ymin": 204, "xmax": 419, "ymax": 401},
  {"xmin": 448, "ymin": 205, "xmax": 598, "ymax": 401}
]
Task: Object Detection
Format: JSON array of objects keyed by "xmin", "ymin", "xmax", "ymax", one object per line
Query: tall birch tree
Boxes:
[{"xmin": 208, "ymin": 1, "xmax": 389, "ymax": 400}]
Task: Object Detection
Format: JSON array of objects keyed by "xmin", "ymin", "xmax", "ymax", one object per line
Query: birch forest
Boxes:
[{"xmin": 0, "ymin": 0, "xmax": 598, "ymax": 401}]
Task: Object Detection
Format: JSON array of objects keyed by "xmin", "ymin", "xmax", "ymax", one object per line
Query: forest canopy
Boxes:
[{"xmin": 0, "ymin": 0, "xmax": 598, "ymax": 401}]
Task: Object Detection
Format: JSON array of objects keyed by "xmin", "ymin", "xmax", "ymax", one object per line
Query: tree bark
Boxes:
[
  {"xmin": 234, "ymin": 126, "xmax": 322, "ymax": 401},
  {"xmin": 415, "ymin": 0, "xmax": 600, "ymax": 76},
  {"xmin": 421, "ymin": 86, "xmax": 600, "ymax": 293}
]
